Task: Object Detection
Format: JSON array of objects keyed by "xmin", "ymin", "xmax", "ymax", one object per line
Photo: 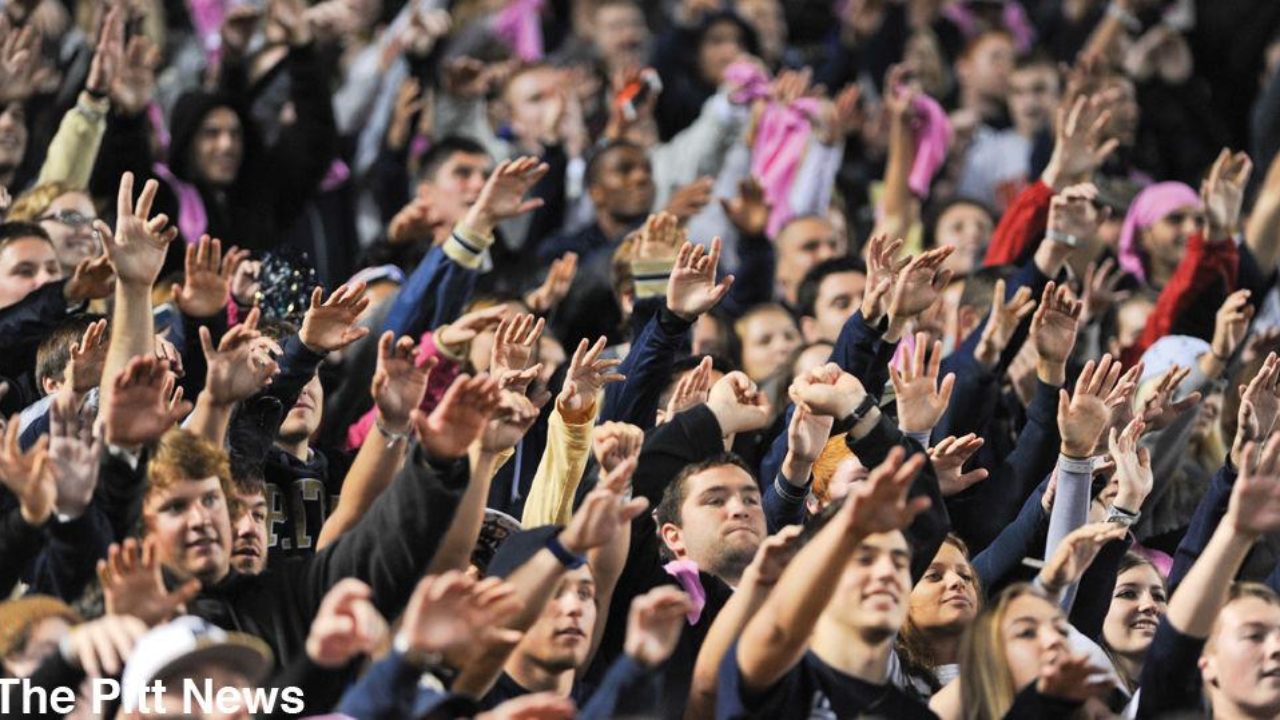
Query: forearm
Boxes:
[
  {"xmin": 1168, "ymin": 464, "xmax": 1237, "ymax": 592},
  {"xmin": 0, "ymin": 507, "xmax": 46, "ymax": 597},
  {"xmin": 1168, "ymin": 521, "xmax": 1254, "ymax": 637},
  {"xmin": 185, "ymin": 393, "xmax": 233, "ymax": 447},
  {"xmin": 579, "ymin": 655, "xmax": 661, "ymax": 720},
  {"xmin": 425, "ymin": 448, "xmax": 498, "ymax": 574},
  {"xmin": 972, "ymin": 478, "xmax": 1049, "ymax": 590},
  {"xmin": 1044, "ymin": 455, "xmax": 1094, "ymax": 610},
  {"xmin": 521, "ymin": 404, "xmax": 595, "ymax": 527},
  {"xmin": 101, "ymin": 284, "xmax": 155, "ymax": 414},
  {"xmin": 316, "ymin": 428, "xmax": 410, "ymax": 550},
  {"xmin": 880, "ymin": 114, "xmax": 916, "ymax": 228},
  {"xmin": 687, "ymin": 573, "xmax": 773, "ymax": 720},
  {"xmin": 764, "ymin": 463, "xmax": 810, "ymax": 534},
  {"xmin": 787, "ymin": 137, "xmax": 843, "ymax": 219}
]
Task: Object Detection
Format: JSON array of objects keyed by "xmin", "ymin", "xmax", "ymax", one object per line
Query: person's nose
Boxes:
[{"xmin": 725, "ymin": 495, "xmax": 751, "ymax": 519}]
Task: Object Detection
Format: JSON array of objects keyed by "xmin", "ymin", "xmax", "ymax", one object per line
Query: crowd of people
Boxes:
[{"xmin": 1, "ymin": 0, "xmax": 1280, "ymax": 717}]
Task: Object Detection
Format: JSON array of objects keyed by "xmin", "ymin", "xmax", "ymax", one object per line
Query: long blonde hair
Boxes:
[{"xmin": 958, "ymin": 583, "xmax": 1053, "ymax": 720}]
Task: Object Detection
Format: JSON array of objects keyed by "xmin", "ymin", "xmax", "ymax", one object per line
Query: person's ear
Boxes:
[
  {"xmin": 41, "ymin": 376, "xmax": 60, "ymax": 396},
  {"xmin": 800, "ymin": 316, "xmax": 820, "ymax": 344},
  {"xmin": 1199, "ymin": 654, "xmax": 1219, "ymax": 688},
  {"xmin": 588, "ymin": 182, "xmax": 607, "ymax": 208},
  {"xmin": 619, "ymin": 287, "xmax": 635, "ymax": 318},
  {"xmin": 658, "ymin": 522, "xmax": 687, "ymax": 559},
  {"xmin": 805, "ymin": 494, "xmax": 821, "ymax": 517}
]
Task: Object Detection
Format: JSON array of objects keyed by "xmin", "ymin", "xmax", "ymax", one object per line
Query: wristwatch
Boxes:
[{"xmin": 546, "ymin": 534, "xmax": 587, "ymax": 569}]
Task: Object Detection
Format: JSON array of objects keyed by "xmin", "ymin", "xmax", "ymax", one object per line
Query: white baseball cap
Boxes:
[{"xmin": 120, "ymin": 616, "xmax": 273, "ymax": 710}]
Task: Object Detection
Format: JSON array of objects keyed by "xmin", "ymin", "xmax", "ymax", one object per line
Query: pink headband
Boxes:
[{"xmin": 1117, "ymin": 181, "xmax": 1200, "ymax": 284}]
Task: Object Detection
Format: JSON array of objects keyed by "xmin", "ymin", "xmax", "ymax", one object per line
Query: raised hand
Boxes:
[
  {"xmin": 435, "ymin": 305, "xmax": 507, "ymax": 356},
  {"xmin": 1228, "ymin": 433, "xmax": 1280, "ymax": 539},
  {"xmin": 891, "ymin": 333, "xmax": 955, "ymax": 433},
  {"xmin": 461, "ymin": 156, "xmax": 549, "ymax": 237},
  {"xmin": 719, "ymin": 177, "xmax": 771, "ymax": 237},
  {"xmin": 479, "ymin": 391, "xmax": 540, "ymax": 453},
  {"xmin": 525, "ymin": 253, "xmax": 578, "ymax": 314},
  {"xmin": 1046, "ymin": 182, "xmax": 1106, "ymax": 248},
  {"xmin": 1137, "ymin": 365, "xmax": 1200, "ymax": 433},
  {"xmin": 661, "ymin": 356, "xmax": 713, "ymax": 423},
  {"xmin": 220, "ymin": 6, "xmax": 262, "ymax": 59},
  {"xmin": 1108, "ymin": 417, "xmax": 1152, "ymax": 512},
  {"xmin": 667, "ymin": 239, "xmax": 734, "ymax": 321},
  {"xmin": 1058, "ymin": 354, "xmax": 1125, "ymax": 458},
  {"xmin": 592, "ymin": 421, "xmax": 644, "ymax": 474},
  {"xmin": 476, "ymin": 694, "xmax": 575, "ymax": 720},
  {"xmin": 1042, "ymin": 93, "xmax": 1120, "ymax": 190},
  {"xmin": 306, "ymin": 578, "xmax": 389, "ymax": 668},
  {"xmin": 64, "ymin": 253, "xmax": 115, "ymax": 305},
  {"xmin": 97, "ymin": 537, "xmax": 201, "ymax": 626},
  {"xmin": 102, "ymin": 356, "xmax": 193, "ymax": 446},
  {"xmin": 742, "ymin": 524, "xmax": 803, "ymax": 588},
  {"xmin": 839, "ymin": 446, "xmax": 932, "ymax": 537},
  {"xmin": 973, "ymin": 279, "xmax": 1036, "ymax": 369},
  {"xmin": 930, "ymin": 433, "xmax": 988, "ymax": 496},
  {"xmin": 48, "ymin": 393, "xmax": 102, "ymax": 519},
  {"xmin": 0, "ymin": 412, "xmax": 52, "ymax": 525},
  {"xmin": 300, "ymin": 282, "xmax": 372, "ymax": 353},
  {"xmin": 787, "ymin": 404, "xmax": 834, "ymax": 465},
  {"xmin": 706, "ymin": 371, "xmax": 772, "ymax": 436},
  {"xmin": 1030, "ymin": 281, "xmax": 1083, "ymax": 384},
  {"xmin": 491, "ymin": 313, "xmax": 545, "ymax": 381},
  {"xmin": 1210, "ymin": 289, "xmax": 1253, "ymax": 364},
  {"xmin": 1240, "ymin": 353, "xmax": 1280, "ymax": 438},
  {"xmin": 559, "ymin": 456, "xmax": 648, "ymax": 553},
  {"xmin": 373, "ymin": 331, "xmax": 435, "ymax": 434},
  {"xmin": 887, "ymin": 246, "xmax": 953, "ymax": 329},
  {"xmin": 633, "ymin": 211, "xmax": 685, "ymax": 264},
  {"xmin": 172, "ymin": 235, "xmax": 247, "ymax": 318},
  {"xmin": 1202, "ymin": 148, "xmax": 1253, "ymax": 239},
  {"xmin": 400, "ymin": 571, "xmax": 521, "ymax": 658},
  {"xmin": 63, "ymin": 614, "xmax": 148, "ymax": 679},
  {"xmin": 95, "ymin": 172, "xmax": 179, "ymax": 287},
  {"xmin": 788, "ymin": 362, "xmax": 867, "ymax": 421},
  {"xmin": 411, "ymin": 374, "xmax": 501, "ymax": 460},
  {"xmin": 388, "ymin": 197, "xmax": 442, "ymax": 246},
  {"xmin": 110, "ymin": 34, "xmax": 161, "ymax": 116},
  {"xmin": 199, "ymin": 307, "xmax": 281, "ymax": 406},
  {"xmin": 0, "ymin": 22, "xmax": 41, "ymax": 105},
  {"xmin": 860, "ymin": 234, "xmax": 908, "ymax": 324},
  {"xmin": 663, "ymin": 176, "xmax": 714, "ymax": 223},
  {"xmin": 65, "ymin": 318, "xmax": 109, "ymax": 393},
  {"xmin": 558, "ymin": 337, "xmax": 624, "ymax": 419},
  {"xmin": 1079, "ymin": 258, "xmax": 1130, "ymax": 327},
  {"xmin": 624, "ymin": 587, "xmax": 694, "ymax": 668},
  {"xmin": 1038, "ymin": 522, "xmax": 1129, "ymax": 595},
  {"xmin": 1038, "ymin": 650, "xmax": 1116, "ymax": 702},
  {"xmin": 230, "ymin": 259, "xmax": 261, "ymax": 306}
]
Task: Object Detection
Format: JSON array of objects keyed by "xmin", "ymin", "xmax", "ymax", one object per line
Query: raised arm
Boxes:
[
  {"xmin": 734, "ymin": 447, "xmax": 929, "ymax": 693},
  {"xmin": 186, "ymin": 307, "xmax": 280, "ymax": 447},
  {"xmin": 316, "ymin": 331, "xmax": 434, "ymax": 549}
]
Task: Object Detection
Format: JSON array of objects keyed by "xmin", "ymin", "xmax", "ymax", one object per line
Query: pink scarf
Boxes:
[
  {"xmin": 151, "ymin": 162, "xmax": 209, "ymax": 245},
  {"xmin": 1117, "ymin": 181, "xmax": 1200, "ymax": 285},
  {"xmin": 663, "ymin": 559, "xmax": 707, "ymax": 624},
  {"xmin": 493, "ymin": 0, "xmax": 545, "ymax": 62},
  {"xmin": 942, "ymin": 1, "xmax": 1037, "ymax": 54}
]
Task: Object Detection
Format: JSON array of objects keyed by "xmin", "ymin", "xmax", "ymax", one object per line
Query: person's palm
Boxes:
[
  {"xmin": 667, "ymin": 239, "xmax": 732, "ymax": 320},
  {"xmin": 1034, "ymin": 306, "xmax": 1078, "ymax": 365},
  {"xmin": 302, "ymin": 306, "xmax": 361, "ymax": 351},
  {"xmin": 49, "ymin": 400, "xmax": 100, "ymax": 516},
  {"xmin": 104, "ymin": 212, "xmax": 169, "ymax": 285},
  {"xmin": 1230, "ymin": 440, "xmax": 1280, "ymax": 537},
  {"xmin": 788, "ymin": 407, "xmax": 833, "ymax": 462},
  {"xmin": 176, "ymin": 264, "xmax": 228, "ymax": 317},
  {"xmin": 1060, "ymin": 394, "xmax": 1108, "ymax": 455},
  {"xmin": 415, "ymin": 376, "xmax": 498, "ymax": 459},
  {"xmin": 0, "ymin": 429, "xmax": 53, "ymax": 524},
  {"xmin": 110, "ymin": 36, "xmax": 157, "ymax": 115},
  {"xmin": 373, "ymin": 335, "xmax": 431, "ymax": 430}
]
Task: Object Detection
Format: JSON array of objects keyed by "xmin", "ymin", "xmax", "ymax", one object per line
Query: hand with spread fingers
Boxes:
[
  {"xmin": 0, "ymin": 409, "xmax": 53, "ymax": 526},
  {"xmin": 667, "ymin": 239, "xmax": 735, "ymax": 321},
  {"xmin": 461, "ymin": 156, "xmax": 550, "ymax": 237},
  {"xmin": 839, "ymin": 447, "xmax": 932, "ymax": 537},
  {"xmin": 1079, "ymin": 258, "xmax": 1130, "ymax": 327},
  {"xmin": 102, "ymin": 356, "xmax": 193, "ymax": 447},
  {"xmin": 624, "ymin": 587, "xmax": 695, "ymax": 669},
  {"xmin": 1042, "ymin": 93, "xmax": 1120, "ymax": 191},
  {"xmin": 558, "ymin": 456, "xmax": 649, "ymax": 554},
  {"xmin": 973, "ymin": 279, "xmax": 1035, "ymax": 369},
  {"xmin": 399, "ymin": 570, "xmax": 522, "ymax": 659},
  {"xmin": 860, "ymin": 234, "xmax": 908, "ymax": 325},
  {"xmin": 1058, "ymin": 354, "xmax": 1126, "ymax": 459},
  {"xmin": 64, "ymin": 615, "xmax": 149, "ymax": 680},
  {"xmin": 558, "ymin": 336, "xmax": 624, "ymax": 422},
  {"xmin": 65, "ymin": 319, "xmax": 109, "ymax": 394},
  {"xmin": 720, "ymin": 177, "xmax": 771, "ymax": 238},
  {"xmin": 525, "ymin": 253, "xmax": 578, "ymax": 315},
  {"xmin": 200, "ymin": 307, "xmax": 281, "ymax": 407},
  {"xmin": 887, "ymin": 246, "xmax": 953, "ymax": 334},
  {"xmin": 1228, "ymin": 433, "xmax": 1280, "ymax": 539},
  {"xmin": 97, "ymin": 537, "xmax": 201, "ymax": 627},
  {"xmin": 931, "ymin": 433, "xmax": 988, "ymax": 496},
  {"xmin": 1109, "ymin": 417, "xmax": 1152, "ymax": 513},
  {"xmin": 1030, "ymin": 281, "xmax": 1083, "ymax": 385},
  {"xmin": 411, "ymin": 374, "xmax": 502, "ymax": 460},
  {"xmin": 172, "ymin": 235, "xmax": 248, "ymax": 318},
  {"xmin": 891, "ymin": 332, "xmax": 956, "ymax": 434},
  {"xmin": 48, "ymin": 392, "xmax": 102, "ymax": 519},
  {"xmin": 1202, "ymin": 148, "xmax": 1253, "ymax": 240},
  {"xmin": 373, "ymin": 331, "xmax": 436, "ymax": 435},
  {"xmin": 490, "ymin": 313, "xmax": 546, "ymax": 382},
  {"xmin": 300, "ymin": 282, "xmax": 372, "ymax": 353},
  {"xmin": 1039, "ymin": 522, "xmax": 1129, "ymax": 596}
]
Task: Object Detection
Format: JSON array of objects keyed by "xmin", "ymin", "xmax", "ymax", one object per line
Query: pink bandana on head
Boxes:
[
  {"xmin": 493, "ymin": 0, "xmax": 546, "ymax": 62},
  {"xmin": 1117, "ymin": 181, "xmax": 1200, "ymax": 285}
]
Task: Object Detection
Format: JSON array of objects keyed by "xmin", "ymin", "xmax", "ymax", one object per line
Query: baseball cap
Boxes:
[{"xmin": 121, "ymin": 616, "xmax": 273, "ymax": 710}]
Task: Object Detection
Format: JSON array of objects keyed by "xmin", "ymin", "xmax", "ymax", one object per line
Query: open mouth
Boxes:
[
  {"xmin": 553, "ymin": 627, "xmax": 586, "ymax": 641},
  {"xmin": 1130, "ymin": 619, "xmax": 1158, "ymax": 632}
]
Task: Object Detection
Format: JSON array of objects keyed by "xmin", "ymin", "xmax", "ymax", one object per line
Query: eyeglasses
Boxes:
[{"xmin": 37, "ymin": 209, "xmax": 96, "ymax": 228}]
